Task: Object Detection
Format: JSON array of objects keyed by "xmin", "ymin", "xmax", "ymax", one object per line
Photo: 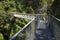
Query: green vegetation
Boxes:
[
  {"xmin": 0, "ymin": 13, "xmax": 30, "ymax": 40},
  {"xmin": 0, "ymin": 0, "xmax": 60, "ymax": 40},
  {"xmin": 0, "ymin": 33, "xmax": 4, "ymax": 40},
  {"xmin": 0, "ymin": 0, "xmax": 31, "ymax": 40}
]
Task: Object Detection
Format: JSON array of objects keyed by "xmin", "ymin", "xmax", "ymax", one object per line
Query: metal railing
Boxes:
[
  {"xmin": 9, "ymin": 14, "xmax": 35, "ymax": 40},
  {"xmin": 0, "ymin": 5, "xmax": 48, "ymax": 40},
  {"xmin": 9, "ymin": 14, "xmax": 47, "ymax": 40},
  {"xmin": 1, "ymin": 12, "xmax": 60, "ymax": 40}
]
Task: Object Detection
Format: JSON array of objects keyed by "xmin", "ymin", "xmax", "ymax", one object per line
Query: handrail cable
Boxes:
[{"xmin": 49, "ymin": 14, "xmax": 60, "ymax": 22}]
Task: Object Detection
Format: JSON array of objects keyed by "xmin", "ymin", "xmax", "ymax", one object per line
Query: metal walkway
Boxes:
[
  {"xmin": 34, "ymin": 20, "xmax": 55, "ymax": 40},
  {"xmin": 9, "ymin": 14, "xmax": 57, "ymax": 40}
]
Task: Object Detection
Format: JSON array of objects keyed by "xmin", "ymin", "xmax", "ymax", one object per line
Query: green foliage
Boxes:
[
  {"xmin": 0, "ymin": 13, "xmax": 30, "ymax": 40},
  {"xmin": 0, "ymin": 0, "xmax": 16, "ymax": 13},
  {"xmin": 0, "ymin": 0, "xmax": 48, "ymax": 40},
  {"xmin": 0, "ymin": 33, "xmax": 4, "ymax": 40},
  {"xmin": 0, "ymin": 0, "xmax": 30, "ymax": 40}
]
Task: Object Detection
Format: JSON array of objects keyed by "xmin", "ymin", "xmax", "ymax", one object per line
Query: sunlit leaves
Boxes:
[{"xmin": 0, "ymin": 33, "xmax": 4, "ymax": 40}]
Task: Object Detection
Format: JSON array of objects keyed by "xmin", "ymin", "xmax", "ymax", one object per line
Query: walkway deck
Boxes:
[{"xmin": 34, "ymin": 20, "xmax": 55, "ymax": 40}]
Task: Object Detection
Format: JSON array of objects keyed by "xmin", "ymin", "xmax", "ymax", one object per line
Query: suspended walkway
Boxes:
[
  {"xmin": 9, "ymin": 14, "xmax": 60, "ymax": 40},
  {"xmin": 0, "ymin": 5, "xmax": 60, "ymax": 40}
]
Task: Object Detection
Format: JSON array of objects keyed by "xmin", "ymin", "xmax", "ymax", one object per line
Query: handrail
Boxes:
[
  {"xmin": 49, "ymin": 14, "xmax": 60, "ymax": 22},
  {"xmin": 9, "ymin": 17, "xmax": 35, "ymax": 40},
  {"xmin": 13, "ymin": 14, "xmax": 47, "ymax": 19},
  {"xmin": 52, "ymin": 16, "xmax": 60, "ymax": 22}
]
